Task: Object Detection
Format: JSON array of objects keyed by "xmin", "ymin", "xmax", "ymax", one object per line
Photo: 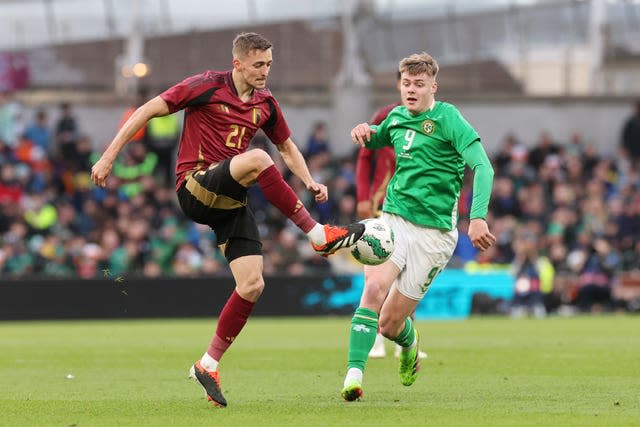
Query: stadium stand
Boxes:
[
  {"xmin": 1, "ymin": 97, "xmax": 639, "ymax": 314},
  {"xmin": 1, "ymin": 2, "xmax": 639, "ymax": 315}
]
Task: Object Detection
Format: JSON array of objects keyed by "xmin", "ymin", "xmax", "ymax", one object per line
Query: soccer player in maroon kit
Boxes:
[{"xmin": 91, "ymin": 32, "xmax": 364, "ymax": 407}]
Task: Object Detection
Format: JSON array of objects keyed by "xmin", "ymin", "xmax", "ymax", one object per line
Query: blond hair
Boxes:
[
  {"xmin": 399, "ymin": 52, "xmax": 439, "ymax": 78},
  {"xmin": 232, "ymin": 32, "xmax": 273, "ymax": 58}
]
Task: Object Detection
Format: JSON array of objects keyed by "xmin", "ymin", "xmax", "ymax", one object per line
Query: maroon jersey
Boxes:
[
  {"xmin": 355, "ymin": 102, "xmax": 399, "ymax": 209},
  {"xmin": 160, "ymin": 70, "xmax": 291, "ymax": 190}
]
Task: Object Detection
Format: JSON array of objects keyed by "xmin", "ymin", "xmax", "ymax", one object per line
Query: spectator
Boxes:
[
  {"xmin": 23, "ymin": 109, "xmax": 52, "ymax": 154},
  {"xmin": 528, "ymin": 131, "xmax": 561, "ymax": 171},
  {"xmin": 2, "ymin": 221, "xmax": 33, "ymax": 276},
  {"xmin": 23, "ymin": 193, "xmax": 57, "ymax": 235},
  {"xmin": 0, "ymin": 90, "xmax": 19, "ymax": 148},
  {"xmin": 269, "ymin": 229, "xmax": 307, "ymax": 275},
  {"xmin": 573, "ymin": 236, "xmax": 620, "ymax": 313},
  {"xmin": 510, "ymin": 228, "xmax": 554, "ymax": 318},
  {"xmin": 493, "ymin": 133, "xmax": 520, "ymax": 175},
  {"xmin": 305, "ymin": 121, "xmax": 331, "ymax": 157},
  {"xmin": 173, "ymin": 242, "xmax": 204, "ymax": 276},
  {"xmin": 110, "ymin": 141, "xmax": 158, "ymax": 198},
  {"xmin": 491, "ymin": 176, "xmax": 521, "ymax": 218},
  {"xmin": 0, "ymin": 138, "xmax": 15, "ymax": 164},
  {"xmin": 55, "ymin": 102, "xmax": 79, "ymax": 161},
  {"xmin": 621, "ymin": 100, "xmax": 640, "ymax": 166},
  {"xmin": 2, "ymin": 91, "xmax": 640, "ymax": 300},
  {"xmin": 118, "ymin": 92, "xmax": 147, "ymax": 144},
  {"xmin": 565, "ymin": 130, "xmax": 585, "ymax": 157},
  {"xmin": 14, "ymin": 134, "xmax": 49, "ymax": 176},
  {"xmin": 146, "ymin": 112, "xmax": 181, "ymax": 186},
  {"xmin": 0, "ymin": 164, "xmax": 23, "ymax": 206}
]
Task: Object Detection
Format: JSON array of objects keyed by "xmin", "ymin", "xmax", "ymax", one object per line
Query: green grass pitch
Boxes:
[{"xmin": 1, "ymin": 315, "xmax": 638, "ymax": 426}]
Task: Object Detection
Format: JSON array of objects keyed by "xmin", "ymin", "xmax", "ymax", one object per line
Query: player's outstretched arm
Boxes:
[
  {"xmin": 276, "ymin": 138, "xmax": 328, "ymax": 203},
  {"xmin": 91, "ymin": 96, "xmax": 170, "ymax": 187},
  {"xmin": 350, "ymin": 123, "xmax": 376, "ymax": 147},
  {"xmin": 460, "ymin": 140, "xmax": 496, "ymax": 251}
]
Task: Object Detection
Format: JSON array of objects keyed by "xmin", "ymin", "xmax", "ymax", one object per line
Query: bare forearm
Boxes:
[
  {"xmin": 275, "ymin": 138, "xmax": 328, "ymax": 202},
  {"xmin": 278, "ymin": 139, "xmax": 314, "ymax": 186}
]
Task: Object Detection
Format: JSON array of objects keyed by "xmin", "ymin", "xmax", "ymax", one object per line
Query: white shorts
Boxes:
[{"xmin": 383, "ymin": 212, "xmax": 458, "ymax": 301}]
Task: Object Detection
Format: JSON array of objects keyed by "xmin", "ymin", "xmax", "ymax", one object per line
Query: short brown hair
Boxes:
[
  {"xmin": 399, "ymin": 52, "xmax": 439, "ymax": 78},
  {"xmin": 232, "ymin": 32, "xmax": 273, "ymax": 58}
]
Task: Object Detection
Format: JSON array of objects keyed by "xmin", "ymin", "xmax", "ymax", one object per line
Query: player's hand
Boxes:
[
  {"xmin": 468, "ymin": 218, "xmax": 496, "ymax": 251},
  {"xmin": 351, "ymin": 123, "xmax": 377, "ymax": 147},
  {"xmin": 307, "ymin": 181, "xmax": 328, "ymax": 203},
  {"xmin": 357, "ymin": 200, "xmax": 374, "ymax": 220},
  {"xmin": 91, "ymin": 156, "xmax": 114, "ymax": 188}
]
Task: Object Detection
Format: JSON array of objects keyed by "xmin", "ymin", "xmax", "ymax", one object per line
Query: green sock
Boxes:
[
  {"xmin": 393, "ymin": 317, "xmax": 415, "ymax": 348},
  {"xmin": 347, "ymin": 307, "xmax": 379, "ymax": 371}
]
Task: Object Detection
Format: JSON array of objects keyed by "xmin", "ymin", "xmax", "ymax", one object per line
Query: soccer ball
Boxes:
[{"xmin": 351, "ymin": 218, "xmax": 394, "ymax": 266}]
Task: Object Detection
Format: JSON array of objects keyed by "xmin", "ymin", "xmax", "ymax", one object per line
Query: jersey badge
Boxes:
[{"xmin": 421, "ymin": 119, "xmax": 435, "ymax": 135}]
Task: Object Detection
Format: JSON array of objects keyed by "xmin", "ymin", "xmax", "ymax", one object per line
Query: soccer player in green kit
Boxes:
[{"xmin": 341, "ymin": 52, "xmax": 496, "ymax": 401}]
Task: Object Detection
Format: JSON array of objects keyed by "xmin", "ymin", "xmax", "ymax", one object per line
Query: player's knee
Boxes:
[
  {"xmin": 361, "ymin": 279, "xmax": 388, "ymax": 306},
  {"xmin": 246, "ymin": 148, "xmax": 273, "ymax": 170},
  {"xmin": 237, "ymin": 274, "xmax": 265, "ymax": 301},
  {"xmin": 233, "ymin": 149, "xmax": 274, "ymax": 184}
]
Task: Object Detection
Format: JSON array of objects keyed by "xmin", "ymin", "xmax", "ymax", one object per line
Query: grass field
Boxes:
[{"xmin": 1, "ymin": 315, "xmax": 639, "ymax": 426}]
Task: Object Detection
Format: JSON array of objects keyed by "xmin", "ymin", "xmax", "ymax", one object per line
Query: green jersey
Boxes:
[{"xmin": 367, "ymin": 101, "xmax": 493, "ymax": 230}]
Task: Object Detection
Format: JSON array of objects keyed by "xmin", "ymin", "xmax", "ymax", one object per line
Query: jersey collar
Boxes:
[{"xmin": 225, "ymin": 70, "xmax": 238, "ymax": 96}]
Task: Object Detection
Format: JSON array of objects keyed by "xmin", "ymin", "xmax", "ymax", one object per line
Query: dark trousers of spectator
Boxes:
[
  {"xmin": 151, "ymin": 146, "xmax": 175, "ymax": 187},
  {"xmin": 60, "ymin": 143, "xmax": 78, "ymax": 164},
  {"xmin": 511, "ymin": 291, "xmax": 546, "ymax": 317},
  {"xmin": 512, "ymin": 292, "xmax": 544, "ymax": 308},
  {"xmin": 543, "ymin": 291, "xmax": 562, "ymax": 313},
  {"xmin": 575, "ymin": 284, "xmax": 611, "ymax": 312}
]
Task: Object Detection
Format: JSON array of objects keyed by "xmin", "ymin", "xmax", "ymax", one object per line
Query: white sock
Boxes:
[
  {"xmin": 306, "ymin": 223, "xmax": 326, "ymax": 245},
  {"xmin": 344, "ymin": 368, "xmax": 363, "ymax": 387},
  {"xmin": 200, "ymin": 352, "xmax": 219, "ymax": 372}
]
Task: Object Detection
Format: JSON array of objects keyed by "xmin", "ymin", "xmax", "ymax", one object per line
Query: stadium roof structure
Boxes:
[
  {"xmin": 0, "ymin": 0, "xmax": 623, "ymax": 51},
  {"xmin": 1, "ymin": 0, "xmax": 639, "ymax": 97}
]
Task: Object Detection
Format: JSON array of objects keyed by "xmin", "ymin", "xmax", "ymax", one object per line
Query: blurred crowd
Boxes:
[{"xmin": 1, "ymin": 93, "xmax": 639, "ymax": 314}]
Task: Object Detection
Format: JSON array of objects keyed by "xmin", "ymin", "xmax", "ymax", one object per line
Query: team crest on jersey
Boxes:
[{"xmin": 422, "ymin": 119, "xmax": 435, "ymax": 135}]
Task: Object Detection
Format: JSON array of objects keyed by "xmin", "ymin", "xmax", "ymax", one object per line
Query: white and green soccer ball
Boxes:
[{"xmin": 350, "ymin": 218, "xmax": 395, "ymax": 266}]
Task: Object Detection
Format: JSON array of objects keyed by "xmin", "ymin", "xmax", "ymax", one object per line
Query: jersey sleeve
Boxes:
[
  {"xmin": 365, "ymin": 115, "xmax": 393, "ymax": 149},
  {"xmin": 460, "ymin": 140, "xmax": 494, "ymax": 220},
  {"xmin": 446, "ymin": 105, "xmax": 481, "ymax": 153},
  {"xmin": 159, "ymin": 72, "xmax": 220, "ymax": 113},
  {"xmin": 261, "ymin": 97, "xmax": 291, "ymax": 144}
]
